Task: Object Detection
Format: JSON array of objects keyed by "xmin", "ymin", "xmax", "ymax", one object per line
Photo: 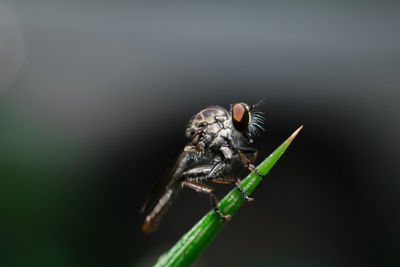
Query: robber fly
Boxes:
[{"xmin": 141, "ymin": 102, "xmax": 265, "ymax": 232}]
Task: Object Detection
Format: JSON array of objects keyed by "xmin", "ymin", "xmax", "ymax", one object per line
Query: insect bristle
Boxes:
[{"xmin": 249, "ymin": 111, "xmax": 265, "ymax": 136}]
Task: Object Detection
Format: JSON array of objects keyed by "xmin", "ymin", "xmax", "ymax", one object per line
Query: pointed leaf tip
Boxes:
[{"xmin": 287, "ymin": 125, "xmax": 303, "ymax": 143}]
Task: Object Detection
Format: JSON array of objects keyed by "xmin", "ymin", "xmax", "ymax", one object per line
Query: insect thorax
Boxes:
[
  {"xmin": 184, "ymin": 106, "xmax": 231, "ymax": 151},
  {"xmin": 186, "ymin": 106, "xmax": 228, "ymax": 135}
]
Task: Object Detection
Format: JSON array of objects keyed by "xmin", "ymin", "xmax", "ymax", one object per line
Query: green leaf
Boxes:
[{"xmin": 155, "ymin": 126, "xmax": 303, "ymax": 267}]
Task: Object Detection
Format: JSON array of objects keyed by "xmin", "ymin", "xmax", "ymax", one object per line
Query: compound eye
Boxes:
[{"xmin": 232, "ymin": 103, "xmax": 249, "ymax": 132}]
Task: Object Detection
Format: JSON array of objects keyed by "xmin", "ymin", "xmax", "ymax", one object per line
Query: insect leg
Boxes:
[
  {"xmin": 209, "ymin": 177, "xmax": 254, "ymax": 202},
  {"xmin": 182, "ymin": 161, "xmax": 224, "ymax": 180},
  {"xmin": 236, "ymin": 146, "xmax": 258, "ymax": 163},
  {"xmin": 181, "ymin": 181, "xmax": 231, "ymax": 221},
  {"xmin": 207, "ymin": 160, "xmax": 225, "ymax": 179},
  {"xmin": 237, "ymin": 147, "xmax": 265, "ymax": 179},
  {"xmin": 182, "ymin": 166, "xmax": 212, "ymax": 179}
]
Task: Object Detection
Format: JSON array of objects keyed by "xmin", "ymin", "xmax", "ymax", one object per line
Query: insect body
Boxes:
[{"xmin": 141, "ymin": 102, "xmax": 265, "ymax": 232}]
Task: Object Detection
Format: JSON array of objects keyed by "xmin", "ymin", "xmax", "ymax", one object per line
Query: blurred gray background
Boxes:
[{"xmin": 0, "ymin": 0, "xmax": 399, "ymax": 266}]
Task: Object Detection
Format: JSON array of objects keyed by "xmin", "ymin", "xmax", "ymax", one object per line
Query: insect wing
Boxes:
[
  {"xmin": 140, "ymin": 167, "xmax": 177, "ymax": 215},
  {"xmin": 140, "ymin": 150, "xmax": 191, "ymax": 214}
]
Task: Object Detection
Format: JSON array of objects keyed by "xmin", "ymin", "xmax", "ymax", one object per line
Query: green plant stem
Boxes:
[{"xmin": 155, "ymin": 126, "xmax": 303, "ymax": 267}]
